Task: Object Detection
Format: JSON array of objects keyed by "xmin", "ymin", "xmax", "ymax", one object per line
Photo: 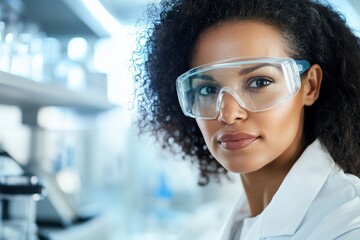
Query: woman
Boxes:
[{"xmin": 133, "ymin": 0, "xmax": 360, "ymax": 239}]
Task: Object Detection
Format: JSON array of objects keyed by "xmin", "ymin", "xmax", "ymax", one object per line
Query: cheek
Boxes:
[
  {"xmin": 195, "ymin": 119, "xmax": 214, "ymax": 146},
  {"xmin": 256, "ymin": 98, "xmax": 304, "ymax": 146},
  {"xmin": 195, "ymin": 119, "xmax": 222, "ymax": 159}
]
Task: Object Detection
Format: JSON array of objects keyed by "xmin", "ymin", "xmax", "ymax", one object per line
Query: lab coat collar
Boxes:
[
  {"xmin": 220, "ymin": 139, "xmax": 335, "ymax": 239},
  {"xmin": 260, "ymin": 139, "xmax": 334, "ymax": 237}
]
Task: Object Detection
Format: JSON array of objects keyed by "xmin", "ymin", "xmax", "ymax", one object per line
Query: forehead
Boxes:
[{"xmin": 191, "ymin": 21, "xmax": 290, "ymax": 68}]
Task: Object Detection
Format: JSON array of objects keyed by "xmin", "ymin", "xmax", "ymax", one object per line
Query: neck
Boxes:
[{"xmin": 240, "ymin": 136, "xmax": 308, "ymax": 217}]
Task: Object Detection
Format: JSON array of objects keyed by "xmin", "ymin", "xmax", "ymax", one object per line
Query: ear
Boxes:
[{"xmin": 301, "ymin": 64, "xmax": 322, "ymax": 106}]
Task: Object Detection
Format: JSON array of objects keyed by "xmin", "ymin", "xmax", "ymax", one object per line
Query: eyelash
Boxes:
[
  {"xmin": 192, "ymin": 76, "xmax": 274, "ymax": 96},
  {"xmin": 247, "ymin": 77, "xmax": 274, "ymax": 89},
  {"xmin": 195, "ymin": 84, "xmax": 219, "ymax": 96}
]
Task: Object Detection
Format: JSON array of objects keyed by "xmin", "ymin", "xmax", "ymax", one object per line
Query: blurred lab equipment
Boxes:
[{"xmin": 0, "ymin": 149, "xmax": 44, "ymax": 240}]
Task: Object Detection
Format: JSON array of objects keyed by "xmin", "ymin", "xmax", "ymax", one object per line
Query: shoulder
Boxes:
[
  {"xmin": 306, "ymin": 169, "xmax": 360, "ymax": 239},
  {"xmin": 335, "ymin": 228, "xmax": 360, "ymax": 240},
  {"xmin": 311, "ymin": 197, "xmax": 360, "ymax": 238}
]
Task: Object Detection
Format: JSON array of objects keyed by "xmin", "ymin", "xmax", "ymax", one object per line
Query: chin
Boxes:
[{"xmin": 221, "ymin": 161, "xmax": 265, "ymax": 174}]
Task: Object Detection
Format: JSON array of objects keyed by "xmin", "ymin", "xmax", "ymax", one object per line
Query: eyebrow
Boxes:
[
  {"xmin": 238, "ymin": 63, "xmax": 280, "ymax": 75},
  {"xmin": 190, "ymin": 63, "xmax": 281, "ymax": 81},
  {"xmin": 190, "ymin": 73, "xmax": 216, "ymax": 81}
]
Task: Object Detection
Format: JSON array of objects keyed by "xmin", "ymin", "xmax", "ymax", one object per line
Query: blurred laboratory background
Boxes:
[{"xmin": 0, "ymin": 0, "xmax": 359, "ymax": 240}]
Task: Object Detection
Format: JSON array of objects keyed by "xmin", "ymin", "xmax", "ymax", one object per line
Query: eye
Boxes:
[
  {"xmin": 198, "ymin": 85, "xmax": 219, "ymax": 96},
  {"xmin": 248, "ymin": 77, "xmax": 273, "ymax": 88}
]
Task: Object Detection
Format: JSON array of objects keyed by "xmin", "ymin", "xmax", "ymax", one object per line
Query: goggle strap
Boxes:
[{"xmin": 296, "ymin": 60, "xmax": 311, "ymax": 74}]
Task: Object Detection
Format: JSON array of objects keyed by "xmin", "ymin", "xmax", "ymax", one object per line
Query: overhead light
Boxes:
[
  {"xmin": 62, "ymin": 0, "xmax": 129, "ymax": 37},
  {"xmin": 79, "ymin": 0, "xmax": 127, "ymax": 37}
]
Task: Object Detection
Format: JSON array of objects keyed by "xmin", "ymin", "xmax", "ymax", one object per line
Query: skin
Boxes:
[{"xmin": 192, "ymin": 21, "xmax": 322, "ymax": 216}]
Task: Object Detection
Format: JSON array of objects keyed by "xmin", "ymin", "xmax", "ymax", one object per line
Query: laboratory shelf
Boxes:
[
  {"xmin": 20, "ymin": 0, "xmax": 108, "ymax": 37},
  {"xmin": 0, "ymin": 71, "xmax": 115, "ymax": 112}
]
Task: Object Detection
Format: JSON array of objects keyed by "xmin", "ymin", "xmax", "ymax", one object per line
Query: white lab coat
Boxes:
[{"xmin": 217, "ymin": 139, "xmax": 360, "ymax": 240}]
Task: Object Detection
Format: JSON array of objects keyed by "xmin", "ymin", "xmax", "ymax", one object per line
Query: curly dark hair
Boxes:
[{"xmin": 133, "ymin": 0, "xmax": 360, "ymax": 185}]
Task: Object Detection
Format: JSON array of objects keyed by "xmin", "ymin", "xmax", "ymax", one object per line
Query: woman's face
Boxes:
[{"xmin": 192, "ymin": 21, "xmax": 308, "ymax": 174}]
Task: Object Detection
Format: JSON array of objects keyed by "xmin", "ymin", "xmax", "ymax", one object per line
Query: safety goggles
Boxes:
[{"xmin": 176, "ymin": 57, "xmax": 310, "ymax": 119}]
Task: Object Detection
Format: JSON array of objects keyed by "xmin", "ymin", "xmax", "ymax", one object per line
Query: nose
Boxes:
[{"xmin": 217, "ymin": 92, "xmax": 248, "ymax": 124}]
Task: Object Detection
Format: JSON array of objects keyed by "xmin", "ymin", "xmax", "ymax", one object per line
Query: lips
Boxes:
[{"xmin": 218, "ymin": 133, "xmax": 259, "ymax": 150}]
